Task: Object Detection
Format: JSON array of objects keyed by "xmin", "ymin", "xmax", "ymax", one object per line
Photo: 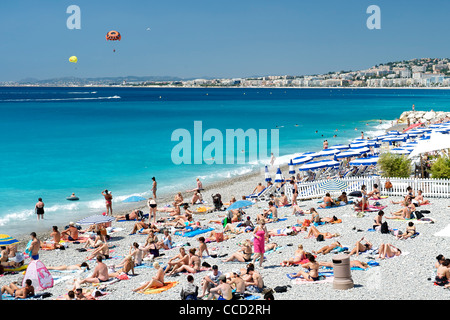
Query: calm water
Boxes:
[{"xmin": 1, "ymin": 87, "xmax": 450, "ymax": 236}]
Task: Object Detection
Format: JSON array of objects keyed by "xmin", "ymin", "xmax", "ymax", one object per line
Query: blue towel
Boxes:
[{"xmin": 175, "ymin": 227, "xmax": 214, "ymax": 238}]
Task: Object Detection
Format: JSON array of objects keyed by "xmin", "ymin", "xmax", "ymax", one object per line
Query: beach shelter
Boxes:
[
  {"xmin": 76, "ymin": 214, "xmax": 115, "ymax": 225},
  {"xmin": 403, "ymin": 123, "xmax": 423, "ymax": 132},
  {"xmin": 122, "ymin": 195, "xmax": 147, "ymax": 203},
  {"xmin": 298, "ymin": 160, "xmax": 338, "ymax": 171},
  {"xmin": 289, "ymin": 159, "xmax": 296, "ymax": 175},
  {"xmin": 408, "ymin": 132, "xmax": 450, "ymax": 159},
  {"xmin": 275, "ymin": 167, "xmax": 284, "ymax": 183},
  {"xmin": 348, "ymin": 147, "xmax": 370, "ymax": 154},
  {"xmin": 317, "ymin": 179, "xmax": 349, "ymax": 193},
  {"xmin": 22, "ymin": 259, "xmax": 53, "ymax": 292},
  {"xmin": 264, "ymin": 165, "xmax": 272, "ymax": 182},
  {"xmin": 0, "ymin": 234, "xmax": 20, "ymax": 246}
]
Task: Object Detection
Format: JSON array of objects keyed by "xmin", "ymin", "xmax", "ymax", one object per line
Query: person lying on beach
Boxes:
[
  {"xmin": 108, "ymin": 255, "xmax": 135, "ymax": 278},
  {"xmin": 167, "ymin": 248, "xmax": 201, "ymax": 276},
  {"xmin": 223, "ymin": 239, "xmax": 253, "ymax": 263},
  {"xmin": 61, "ymin": 222, "xmax": 79, "ymax": 241},
  {"xmin": 132, "ymin": 262, "xmax": 165, "ymax": 292},
  {"xmin": 115, "ymin": 209, "xmax": 143, "ymax": 222},
  {"xmin": 47, "ymin": 262, "xmax": 90, "ymax": 271},
  {"xmin": 129, "ymin": 218, "xmax": 150, "ymax": 235},
  {"xmin": 396, "ymin": 222, "xmax": 416, "ymax": 240},
  {"xmin": 386, "ymin": 202, "xmax": 416, "ymax": 220},
  {"xmin": 1, "ymin": 279, "xmax": 34, "ymax": 299},
  {"xmin": 291, "ymin": 254, "xmax": 321, "ymax": 281},
  {"xmin": 205, "ymin": 230, "xmax": 231, "ymax": 243},
  {"xmin": 264, "ymin": 239, "xmax": 278, "ymax": 252},
  {"xmin": 319, "ymin": 193, "xmax": 334, "ymax": 208},
  {"xmin": 378, "ymin": 243, "xmax": 402, "ymax": 259},
  {"xmin": 312, "ymin": 241, "xmax": 342, "ymax": 255},
  {"xmin": 208, "ymin": 275, "xmax": 233, "ymax": 300},
  {"xmin": 242, "ymin": 264, "xmax": 264, "ymax": 293},
  {"xmin": 223, "ymin": 216, "xmax": 254, "ymax": 234},
  {"xmin": 281, "ymin": 244, "xmax": 307, "ymax": 266},
  {"xmin": 268, "ymin": 226, "xmax": 298, "ymax": 237},
  {"xmin": 257, "ymin": 201, "xmax": 278, "ymax": 223},
  {"xmin": 320, "ymin": 216, "xmax": 341, "ymax": 224},
  {"xmin": 291, "ymin": 204, "xmax": 304, "ymax": 216},
  {"xmin": 319, "ymin": 260, "xmax": 369, "ymax": 270},
  {"xmin": 83, "ymin": 230, "xmax": 106, "ymax": 249},
  {"xmin": 165, "ymin": 247, "xmax": 189, "ymax": 274},
  {"xmin": 368, "ymin": 184, "xmax": 381, "ymax": 200},
  {"xmin": 85, "ymin": 242, "xmax": 110, "ymax": 261},
  {"xmin": 191, "ymin": 190, "xmax": 203, "ymax": 205},
  {"xmin": 304, "ymin": 225, "xmax": 339, "ymax": 240},
  {"xmin": 348, "ymin": 237, "xmax": 373, "ymax": 256},
  {"xmin": 197, "ymin": 237, "xmax": 210, "ymax": 257},
  {"xmin": 79, "ymin": 256, "xmax": 109, "ymax": 284},
  {"xmin": 158, "ymin": 203, "xmax": 181, "ymax": 216}
]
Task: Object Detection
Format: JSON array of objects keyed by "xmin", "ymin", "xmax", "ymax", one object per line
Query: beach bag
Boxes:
[
  {"xmin": 349, "ymin": 191, "xmax": 362, "ymax": 197},
  {"xmin": 385, "ymin": 180, "xmax": 393, "ymax": 190},
  {"xmin": 380, "ymin": 221, "xmax": 389, "ymax": 234},
  {"xmin": 415, "ymin": 211, "xmax": 424, "ymax": 220},
  {"xmin": 274, "ymin": 285, "xmax": 288, "ymax": 293}
]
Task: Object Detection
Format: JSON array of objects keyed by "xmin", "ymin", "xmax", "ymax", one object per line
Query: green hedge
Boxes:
[{"xmin": 377, "ymin": 152, "xmax": 412, "ymax": 178}]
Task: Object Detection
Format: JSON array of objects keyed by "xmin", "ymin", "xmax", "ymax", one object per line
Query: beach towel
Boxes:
[
  {"xmin": 290, "ymin": 276, "xmax": 334, "ymax": 285},
  {"xmin": 369, "ymin": 196, "xmax": 389, "ymax": 200},
  {"xmin": 139, "ymin": 281, "xmax": 178, "ymax": 294},
  {"xmin": 286, "ymin": 271, "xmax": 334, "ymax": 280},
  {"xmin": 3, "ymin": 264, "xmax": 28, "ymax": 273},
  {"xmin": 175, "ymin": 227, "xmax": 214, "ymax": 238}
]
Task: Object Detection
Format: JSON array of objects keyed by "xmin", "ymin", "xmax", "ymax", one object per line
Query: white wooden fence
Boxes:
[{"xmin": 284, "ymin": 176, "xmax": 450, "ymax": 201}]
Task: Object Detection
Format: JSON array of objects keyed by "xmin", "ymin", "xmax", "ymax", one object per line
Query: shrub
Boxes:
[
  {"xmin": 377, "ymin": 152, "xmax": 412, "ymax": 178},
  {"xmin": 430, "ymin": 156, "xmax": 450, "ymax": 179}
]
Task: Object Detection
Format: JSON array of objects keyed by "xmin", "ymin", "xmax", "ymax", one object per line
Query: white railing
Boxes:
[{"xmin": 290, "ymin": 176, "xmax": 450, "ymax": 200}]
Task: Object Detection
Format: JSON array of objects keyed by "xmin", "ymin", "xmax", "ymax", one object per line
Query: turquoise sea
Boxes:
[{"xmin": 1, "ymin": 87, "xmax": 450, "ymax": 236}]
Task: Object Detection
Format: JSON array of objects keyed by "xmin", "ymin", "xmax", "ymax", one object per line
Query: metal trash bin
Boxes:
[{"xmin": 332, "ymin": 254, "xmax": 354, "ymax": 290}]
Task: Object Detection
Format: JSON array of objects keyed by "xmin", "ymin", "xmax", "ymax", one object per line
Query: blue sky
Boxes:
[{"xmin": 1, "ymin": 0, "xmax": 449, "ymax": 81}]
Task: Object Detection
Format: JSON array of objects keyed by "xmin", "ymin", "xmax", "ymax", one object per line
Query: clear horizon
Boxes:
[{"xmin": 1, "ymin": 0, "xmax": 450, "ymax": 82}]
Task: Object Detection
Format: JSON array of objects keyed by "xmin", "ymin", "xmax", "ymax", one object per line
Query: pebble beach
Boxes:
[{"xmin": 2, "ymin": 163, "xmax": 450, "ymax": 302}]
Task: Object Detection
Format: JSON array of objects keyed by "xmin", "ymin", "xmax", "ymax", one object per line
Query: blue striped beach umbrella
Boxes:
[
  {"xmin": 387, "ymin": 130, "xmax": 400, "ymax": 135},
  {"xmin": 77, "ymin": 214, "xmax": 115, "ymax": 225},
  {"xmin": 264, "ymin": 165, "xmax": 272, "ymax": 182},
  {"xmin": 389, "ymin": 148, "xmax": 411, "ymax": 155},
  {"xmin": 316, "ymin": 148, "xmax": 340, "ymax": 157},
  {"xmin": 292, "ymin": 155, "xmax": 313, "ymax": 166},
  {"xmin": 349, "ymin": 157, "xmax": 379, "ymax": 166},
  {"xmin": 335, "ymin": 150, "xmax": 361, "ymax": 159},
  {"xmin": 289, "ymin": 159, "xmax": 296, "ymax": 175},
  {"xmin": 348, "ymin": 146, "xmax": 370, "ymax": 154},
  {"xmin": 317, "ymin": 179, "xmax": 349, "ymax": 193},
  {"xmin": 275, "ymin": 167, "xmax": 284, "ymax": 183},
  {"xmin": 0, "ymin": 234, "xmax": 20, "ymax": 246},
  {"xmin": 328, "ymin": 144, "xmax": 349, "ymax": 150}
]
